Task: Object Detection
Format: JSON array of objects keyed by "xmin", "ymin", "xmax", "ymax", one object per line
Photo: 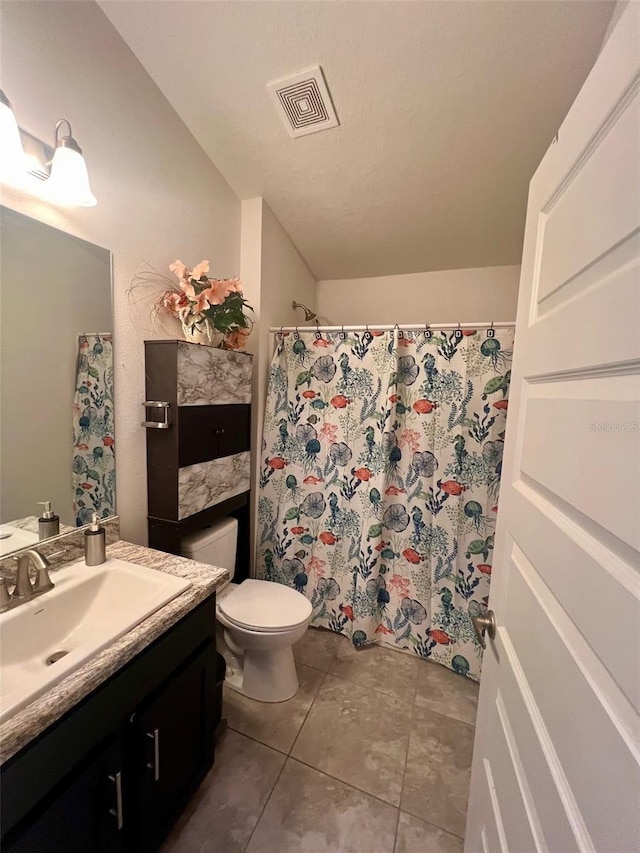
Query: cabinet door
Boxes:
[
  {"xmin": 129, "ymin": 642, "xmax": 216, "ymax": 853},
  {"xmin": 3, "ymin": 736, "xmax": 125, "ymax": 853},
  {"xmin": 178, "ymin": 404, "xmax": 250, "ymax": 467}
]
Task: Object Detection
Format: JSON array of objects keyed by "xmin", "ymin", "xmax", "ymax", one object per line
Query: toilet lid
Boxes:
[{"xmin": 218, "ymin": 579, "xmax": 312, "ymax": 631}]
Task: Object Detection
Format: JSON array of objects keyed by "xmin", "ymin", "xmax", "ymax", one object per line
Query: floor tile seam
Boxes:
[
  {"xmin": 241, "ymin": 750, "xmax": 290, "ymax": 852},
  {"xmin": 287, "ymin": 668, "xmax": 330, "ymax": 756},
  {"xmin": 399, "ymin": 801, "xmax": 465, "ymax": 842},
  {"xmin": 414, "ymin": 696, "xmax": 479, "ymax": 729},
  {"xmin": 285, "ymin": 754, "xmax": 403, "ymax": 813},
  {"xmin": 322, "ymin": 669, "xmax": 418, "ymax": 708},
  {"xmin": 225, "ymin": 721, "xmax": 290, "ymax": 756},
  {"xmin": 396, "ymin": 654, "xmax": 421, "ymax": 846}
]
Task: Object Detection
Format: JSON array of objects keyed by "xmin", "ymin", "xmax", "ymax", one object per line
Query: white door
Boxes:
[{"xmin": 465, "ymin": 4, "xmax": 640, "ymax": 852}]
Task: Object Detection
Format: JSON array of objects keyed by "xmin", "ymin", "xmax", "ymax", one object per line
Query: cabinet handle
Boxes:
[
  {"xmin": 146, "ymin": 728, "xmax": 160, "ymax": 781},
  {"xmin": 108, "ymin": 771, "xmax": 124, "ymax": 830}
]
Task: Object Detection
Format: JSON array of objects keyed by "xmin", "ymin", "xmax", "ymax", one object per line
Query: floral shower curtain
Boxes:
[
  {"xmin": 258, "ymin": 327, "xmax": 514, "ymax": 681},
  {"xmin": 72, "ymin": 334, "xmax": 115, "ymax": 525}
]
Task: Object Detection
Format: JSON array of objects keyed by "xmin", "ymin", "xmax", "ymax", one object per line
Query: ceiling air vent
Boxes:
[{"xmin": 267, "ymin": 66, "xmax": 339, "ymax": 138}]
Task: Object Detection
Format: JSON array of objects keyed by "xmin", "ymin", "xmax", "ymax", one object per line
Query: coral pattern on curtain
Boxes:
[
  {"xmin": 72, "ymin": 334, "xmax": 115, "ymax": 525},
  {"xmin": 258, "ymin": 328, "xmax": 513, "ymax": 681}
]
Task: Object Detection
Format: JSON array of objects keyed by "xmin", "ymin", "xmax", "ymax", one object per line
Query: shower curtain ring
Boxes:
[
  {"xmin": 340, "ymin": 324, "xmax": 346, "ymax": 340},
  {"xmin": 279, "ymin": 325, "xmax": 284, "ymax": 339},
  {"xmin": 487, "ymin": 321, "xmax": 495, "ymax": 338},
  {"xmin": 294, "ymin": 324, "xmax": 300, "ymax": 339},
  {"xmin": 364, "ymin": 323, "xmax": 371, "ymax": 341},
  {"xmin": 424, "ymin": 322, "xmax": 431, "ymax": 339},
  {"xmin": 455, "ymin": 321, "xmax": 463, "ymax": 340}
]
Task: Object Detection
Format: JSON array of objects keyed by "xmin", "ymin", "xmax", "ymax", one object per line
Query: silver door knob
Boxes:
[{"xmin": 472, "ymin": 610, "xmax": 496, "ymax": 649}]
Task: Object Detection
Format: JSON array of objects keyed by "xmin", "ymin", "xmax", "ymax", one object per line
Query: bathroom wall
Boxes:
[
  {"xmin": 0, "ymin": 0, "xmax": 240, "ymax": 544},
  {"xmin": 240, "ymin": 198, "xmax": 317, "ymax": 570},
  {"xmin": 316, "ymin": 264, "xmax": 520, "ymax": 326}
]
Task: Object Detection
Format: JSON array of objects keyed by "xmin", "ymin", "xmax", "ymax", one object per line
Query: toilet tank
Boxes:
[{"xmin": 181, "ymin": 517, "xmax": 238, "ymax": 580}]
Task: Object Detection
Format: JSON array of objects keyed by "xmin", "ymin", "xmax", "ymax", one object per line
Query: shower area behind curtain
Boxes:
[{"xmin": 258, "ymin": 327, "xmax": 513, "ymax": 681}]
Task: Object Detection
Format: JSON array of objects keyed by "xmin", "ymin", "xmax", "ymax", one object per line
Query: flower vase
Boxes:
[{"xmin": 182, "ymin": 321, "xmax": 222, "ymax": 347}]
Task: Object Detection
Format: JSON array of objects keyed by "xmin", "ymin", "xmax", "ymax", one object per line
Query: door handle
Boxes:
[
  {"xmin": 146, "ymin": 728, "xmax": 160, "ymax": 781},
  {"xmin": 108, "ymin": 771, "xmax": 124, "ymax": 830},
  {"xmin": 472, "ymin": 610, "xmax": 496, "ymax": 649}
]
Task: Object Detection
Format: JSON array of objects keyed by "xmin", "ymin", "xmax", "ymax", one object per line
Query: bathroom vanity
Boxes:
[{"xmin": 0, "ymin": 541, "xmax": 228, "ymax": 853}]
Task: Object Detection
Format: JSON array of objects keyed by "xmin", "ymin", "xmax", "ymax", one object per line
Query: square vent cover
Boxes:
[{"xmin": 267, "ymin": 66, "xmax": 339, "ymax": 138}]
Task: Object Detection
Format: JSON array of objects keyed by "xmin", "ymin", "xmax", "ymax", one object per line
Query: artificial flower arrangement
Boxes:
[
  {"xmin": 161, "ymin": 259, "xmax": 254, "ymax": 349},
  {"xmin": 130, "ymin": 258, "xmax": 254, "ymax": 350}
]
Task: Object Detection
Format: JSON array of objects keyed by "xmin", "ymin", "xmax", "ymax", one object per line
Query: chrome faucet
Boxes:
[{"xmin": 0, "ymin": 549, "xmax": 54, "ymax": 612}]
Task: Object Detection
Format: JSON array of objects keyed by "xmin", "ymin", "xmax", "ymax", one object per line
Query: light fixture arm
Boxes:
[{"xmin": 54, "ymin": 119, "xmax": 82, "ymax": 154}]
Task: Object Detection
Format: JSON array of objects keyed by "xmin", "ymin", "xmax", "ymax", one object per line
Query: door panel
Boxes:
[{"xmin": 465, "ymin": 5, "xmax": 640, "ymax": 851}]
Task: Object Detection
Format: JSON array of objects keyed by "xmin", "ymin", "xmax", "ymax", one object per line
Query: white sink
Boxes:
[
  {"xmin": 0, "ymin": 524, "xmax": 39, "ymax": 558},
  {"xmin": 0, "ymin": 558, "xmax": 192, "ymax": 723}
]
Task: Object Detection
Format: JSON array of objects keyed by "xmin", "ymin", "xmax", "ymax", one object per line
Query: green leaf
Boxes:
[
  {"xmin": 368, "ymin": 523, "xmax": 383, "ymax": 538},
  {"xmin": 88, "ymin": 366, "xmax": 100, "ymax": 379}
]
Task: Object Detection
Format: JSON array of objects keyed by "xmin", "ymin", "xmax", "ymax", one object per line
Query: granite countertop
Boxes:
[{"xmin": 0, "ymin": 540, "xmax": 228, "ymax": 765}]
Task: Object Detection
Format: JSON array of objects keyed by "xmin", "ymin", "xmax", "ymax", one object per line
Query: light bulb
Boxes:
[
  {"xmin": 0, "ymin": 90, "xmax": 28, "ymax": 184},
  {"xmin": 46, "ymin": 142, "xmax": 96, "ymax": 207}
]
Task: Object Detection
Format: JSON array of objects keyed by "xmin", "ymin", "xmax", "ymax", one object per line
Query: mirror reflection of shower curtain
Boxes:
[
  {"xmin": 72, "ymin": 334, "xmax": 115, "ymax": 525},
  {"xmin": 258, "ymin": 328, "xmax": 514, "ymax": 681}
]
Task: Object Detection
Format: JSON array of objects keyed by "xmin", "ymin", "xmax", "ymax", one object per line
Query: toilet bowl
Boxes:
[{"xmin": 181, "ymin": 519, "xmax": 312, "ymax": 703}]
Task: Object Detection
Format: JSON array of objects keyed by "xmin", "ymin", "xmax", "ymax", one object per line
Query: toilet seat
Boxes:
[{"xmin": 218, "ymin": 579, "xmax": 312, "ymax": 633}]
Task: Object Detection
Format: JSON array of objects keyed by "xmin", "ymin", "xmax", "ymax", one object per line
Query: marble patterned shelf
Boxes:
[
  {"xmin": 0, "ymin": 539, "xmax": 228, "ymax": 765},
  {"xmin": 176, "ymin": 341, "xmax": 252, "ymax": 406}
]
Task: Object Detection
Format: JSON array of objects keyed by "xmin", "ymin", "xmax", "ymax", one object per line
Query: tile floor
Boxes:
[{"xmin": 163, "ymin": 627, "xmax": 479, "ymax": 853}]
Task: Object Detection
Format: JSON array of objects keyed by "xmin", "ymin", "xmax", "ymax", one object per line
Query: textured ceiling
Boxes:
[{"xmin": 99, "ymin": 0, "xmax": 614, "ymax": 280}]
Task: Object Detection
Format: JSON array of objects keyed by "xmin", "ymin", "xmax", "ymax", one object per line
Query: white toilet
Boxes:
[{"xmin": 181, "ymin": 518, "xmax": 312, "ymax": 703}]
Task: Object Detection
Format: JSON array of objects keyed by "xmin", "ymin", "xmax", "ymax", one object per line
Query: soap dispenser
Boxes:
[
  {"xmin": 84, "ymin": 513, "xmax": 106, "ymax": 566},
  {"xmin": 38, "ymin": 501, "xmax": 60, "ymax": 539}
]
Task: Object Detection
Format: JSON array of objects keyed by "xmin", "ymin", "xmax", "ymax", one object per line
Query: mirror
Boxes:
[{"xmin": 0, "ymin": 206, "xmax": 114, "ymax": 556}]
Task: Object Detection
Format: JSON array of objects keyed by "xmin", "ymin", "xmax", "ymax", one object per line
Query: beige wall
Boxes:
[
  {"xmin": 316, "ymin": 265, "xmax": 520, "ymax": 326},
  {"xmin": 240, "ymin": 199, "xmax": 316, "ymax": 570},
  {"xmin": 0, "ymin": 0, "xmax": 240, "ymax": 544}
]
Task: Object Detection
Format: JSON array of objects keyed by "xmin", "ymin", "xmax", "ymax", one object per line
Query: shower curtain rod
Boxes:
[{"xmin": 269, "ymin": 321, "xmax": 514, "ymax": 334}]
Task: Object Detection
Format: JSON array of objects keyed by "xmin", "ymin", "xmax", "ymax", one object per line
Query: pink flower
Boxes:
[
  {"xmin": 162, "ymin": 291, "xmax": 188, "ymax": 314},
  {"xmin": 224, "ymin": 327, "xmax": 251, "ymax": 350},
  {"xmin": 225, "ymin": 277, "xmax": 243, "ymax": 293},
  {"xmin": 191, "ymin": 260, "xmax": 210, "ymax": 281},
  {"xmin": 169, "ymin": 260, "xmax": 190, "ymax": 281},
  {"xmin": 206, "ymin": 278, "xmax": 234, "ymax": 306}
]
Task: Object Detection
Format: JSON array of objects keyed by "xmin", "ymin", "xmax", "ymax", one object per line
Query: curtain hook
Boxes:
[
  {"xmin": 455, "ymin": 321, "xmax": 463, "ymax": 340},
  {"xmin": 279, "ymin": 325, "xmax": 284, "ymax": 339},
  {"xmin": 315, "ymin": 318, "xmax": 322, "ymax": 340},
  {"xmin": 340, "ymin": 324, "xmax": 346, "ymax": 340},
  {"xmin": 487, "ymin": 321, "xmax": 495, "ymax": 339},
  {"xmin": 294, "ymin": 323, "xmax": 300, "ymax": 339},
  {"xmin": 364, "ymin": 323, "xmax": 371, "ymax": 341},
  {"xmin": 424, "ymin": 322, "xmax": 431, "ymax": 339}
]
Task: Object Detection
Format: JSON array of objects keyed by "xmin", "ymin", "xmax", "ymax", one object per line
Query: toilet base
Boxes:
[{"xmin": 218, "ymin": 627, "xmax": 300, "ymax": 703}]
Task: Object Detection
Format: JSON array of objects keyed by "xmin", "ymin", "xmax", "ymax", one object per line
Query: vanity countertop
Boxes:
[{"xmin": 0, "ymin": 540, "xmax": 228, "ymax": 765}]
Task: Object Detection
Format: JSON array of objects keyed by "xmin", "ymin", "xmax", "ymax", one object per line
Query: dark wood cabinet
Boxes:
[
  {"xmin": 129, "ymin": 645, "xmax": 216, "ymax": 853},
  {"xmin": 3, "ymin": 736, "xmax": 125, "ymax": 853},
  {"xmin": 177, "ymin": 404, "xmax": 251, "ymax": 467},
  {"xmin": 1, "ymin": 595, "xmax": 220, "ymax": 853}
]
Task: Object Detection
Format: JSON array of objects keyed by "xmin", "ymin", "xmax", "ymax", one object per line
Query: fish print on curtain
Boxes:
[
  {"xmin": 72, "ymin": 334, "xmax": 115, "ymax": 525},
  {"xmin": 258, "ymin": 328, "xmax": 514, "ymax": 681}
]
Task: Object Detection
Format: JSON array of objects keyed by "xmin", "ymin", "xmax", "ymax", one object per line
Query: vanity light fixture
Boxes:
[
  {"xmin": 0, "ymin": 89, "xmax": 27, "ymax": 182},
  {"xmin": 0, "ymin": 91, "xmax": 97, "ymax": 207},
  {"xmin": 45, "ymin": 120, "xmax": 97, "ymax": 207}
]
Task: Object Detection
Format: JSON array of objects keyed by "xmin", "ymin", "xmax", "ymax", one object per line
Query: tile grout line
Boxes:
[
  {"xmin": 393, "ymin": 657, "xmax": 420, "ymax": 851},
  {"xmin": 241, "ymin": 648, "xmax": 338, "ymax": 852}
]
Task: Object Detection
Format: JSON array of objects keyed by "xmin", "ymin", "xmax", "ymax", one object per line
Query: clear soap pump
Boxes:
[{"xmin": 84, "ymin": 513, "xmax": 106, "ymax": 566}]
